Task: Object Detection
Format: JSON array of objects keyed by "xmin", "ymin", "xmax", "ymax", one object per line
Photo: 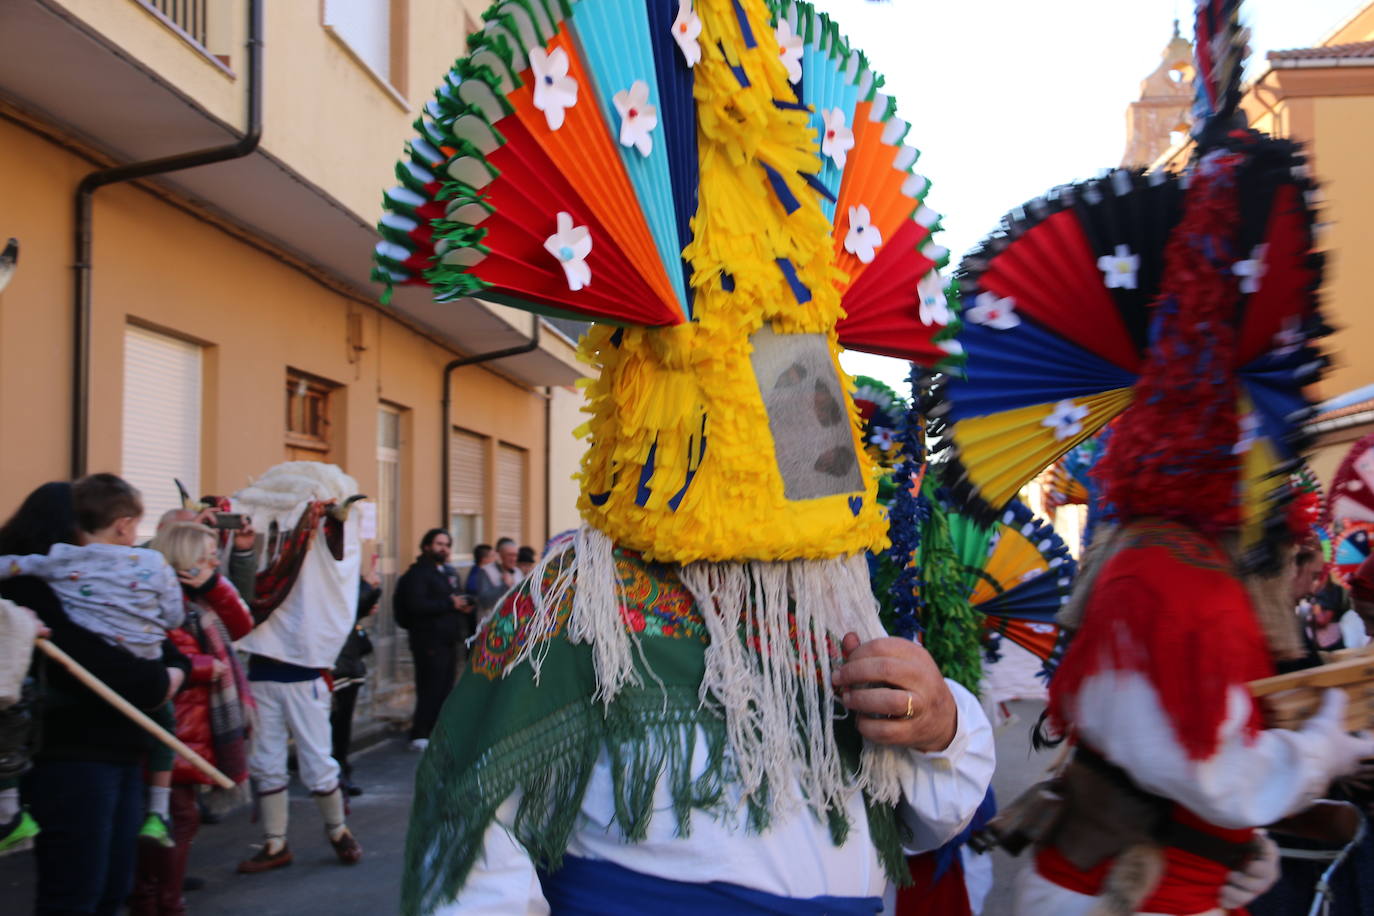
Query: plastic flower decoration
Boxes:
[
  {"xmin": 844, "ymin": 205, "xmax": 882, "ymax": 263},
  {"xmin": 820, "ymin": 108, "xmax": 854, "ymax": 170},
  {"xmin": 1234, "ymin": 243, "xmax": 1268, "ymax": 294},
  {"xmin": 964, "ymin": 291, "xmax": 1020, "ymax": 329},
  {"xmin": 529, "ymin": 47, "xmax": 578, "ymax": 131},
  {"xmin": 613, "ymin": 81, "xmax": 658, "ymax": 157},
  {"xmin": 1042, "ymin": 399, "xmax": 1090, "ymax": 441},
  {"xmin": 917, "ymin": 271, "xmax": 950, "ymax": 327},
  {"xmin": 670, "ymin": 0, "xmax": 701, "ymax": 67},
  {"xmin": 544, "ymin": 211, "xmax": 592, "ymax": 291},
  {"xmin": 774, "ymin": 19, "xmax": 803, "ymax": 83},
  {"xmin": 1097, "ymin": 243, "xmax": 1139, "ymax": 290}
]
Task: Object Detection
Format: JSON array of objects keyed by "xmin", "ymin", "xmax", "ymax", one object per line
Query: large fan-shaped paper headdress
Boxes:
[
  {"xmin": 945, "ymin": 498, "xmax": 1076, "ymax": 678},
  {"xmin": 934, "ymin": 0, "xmax": 1326, "ymax": 569},
  {"xmin": 373, "ymin": 0, "xmax": 958, "ymax": 562}
]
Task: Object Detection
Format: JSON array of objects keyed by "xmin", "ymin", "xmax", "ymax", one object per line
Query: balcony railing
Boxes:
[{"xmin": 140, "ymin": 0, "xmax": 209, "ymax": 49}]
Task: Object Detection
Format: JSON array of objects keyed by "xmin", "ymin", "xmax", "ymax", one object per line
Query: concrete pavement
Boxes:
[{"xmin": 1, "ymin": 735, "xmax": 421, "ymax": 916}]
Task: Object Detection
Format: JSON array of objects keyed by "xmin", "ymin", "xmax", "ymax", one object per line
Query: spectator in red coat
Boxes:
[{"xmin": 130, "ymin": 523, "xmax": 254, "ymax": 916}]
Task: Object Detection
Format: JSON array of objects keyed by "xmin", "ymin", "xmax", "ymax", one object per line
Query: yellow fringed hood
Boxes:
[{"xmin": 574, "ymin": 0, "xmax": 887, "ymax": 564}]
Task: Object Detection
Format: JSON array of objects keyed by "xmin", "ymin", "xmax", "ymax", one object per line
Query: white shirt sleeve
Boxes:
[
  {"xmin": 1072, "ymin": 671, "xmax": 1335, "ymax": 828},
  {"xmin": 1340, "ymin": 610, "xmax": 1370, "ymax": 649},
  {"xmin": 896, "ymin": 678, "xmax": 997, "ymax": 853},
  {"xmin": 426, "ymin": 795, "xmax": 549, "ymax": 916}
]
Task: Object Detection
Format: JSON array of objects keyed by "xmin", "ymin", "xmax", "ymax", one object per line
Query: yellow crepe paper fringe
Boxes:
[{"xmin": 575, "ymin": 0, "xmax": 886, "ymax": 564}]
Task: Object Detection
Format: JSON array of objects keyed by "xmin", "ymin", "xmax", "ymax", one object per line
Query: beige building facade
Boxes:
[{"xmin": 0, "ymin": 0, "xmax": 589, "ymax": 723}]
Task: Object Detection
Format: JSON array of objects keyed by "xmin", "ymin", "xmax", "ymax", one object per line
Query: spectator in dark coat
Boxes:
[
  {"xmin": 1, "ymin": 482, "xmax": 189, "ymax": 916},
  {"xmin": 331, "ymin": 572, "xmax": 382, "ymax": 795},
  {"xmin": 394, "ymin": 529, "xmax": 470, "ymax": 751}
]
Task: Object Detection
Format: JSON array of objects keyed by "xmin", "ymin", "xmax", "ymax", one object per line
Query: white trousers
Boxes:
[
  {"xmin": 247, "ymin": 678, "xmax": 340, "ymax": 794},
  {"xmin": 1012, "ymin": 867, "xmax": 1224, "ymax": 916}
]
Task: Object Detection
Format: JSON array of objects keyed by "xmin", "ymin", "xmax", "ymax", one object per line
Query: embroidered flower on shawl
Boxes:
[
  {"xmin": 844, "ymin": 205, "xmax": 882, "ymax": 263},
  {"xmin": 544, "ymin": 212, "xmax": 592, "ymax": 291},
  {"xmin": 671, "ymin": 0, "xmax": 702, "ymax": 67},
  {"xmin": 917, "ymin": 272, "xmax": 951, "ymax": 327},
  {"xmin": 775, "ymin": 19, "xmax": 803, "ymax": 83},
  {"xmin": 1042, "ymin": 399, "xmax": 1090, "ymax": 441},
  {"xmin": 1234, "ymin": 243, "xmax": 1268, "ymax": 295},
  {"xmin": 965, "ymin": 291, "xmax": 1020, "ymax": 330},
  {"xmin": 613, "ymin": 81, "xmax": 658, "ymax": 157},
  {"xmin": 530, "ymin": 47, "xmax": 578, "ymax": 131},
  {"xmin": 1098, "ymin": 243, "xmax": 1140, "ymax": 290},
  {"xmin": 820, "ymin": 108, "xmax": 854, "ymax": 170}
]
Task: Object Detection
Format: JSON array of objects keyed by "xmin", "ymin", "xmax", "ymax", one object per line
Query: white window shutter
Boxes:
[
  {"xmin": 122, "ymin": 327, "xmax": 202, "ymax": 539},
  {"xmin": 495, "ymin": 443, "xmax": 526, "ymax": 547},
  {"xmin": 324, "ymin": 0, "xmax": 391, "ymax": 80}
]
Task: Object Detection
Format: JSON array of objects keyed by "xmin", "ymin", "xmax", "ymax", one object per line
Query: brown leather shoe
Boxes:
[
  {"xmin": 237, "ymin": 845, "xmax": 293, "ymax": 874},
  {"xmin": 330, "ymin": 829, "xmax": 362, "ymax": 865}
]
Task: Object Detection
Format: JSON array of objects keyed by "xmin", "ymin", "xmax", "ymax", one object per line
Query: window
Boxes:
[
  {"xmin": 285, "ymin": 371, "xmax": 335, "ymax": 460},
  {"xmin": 450, "ymin": 429, "xmax": 487, "ymax": 559},
  {"xmin": 122, "ymin": 326, "xmax": 201, "ymax": 539},
  {"xmin": 323, "ymin": 0, "xmax": 401, "ymax": 86},
  {"xmin": 370, "ymin": 404, "xmax": 406, "ymax": 709},
  {"xmin": 496, "ymin": 443, "xmax": 527, "ymax": 548}
]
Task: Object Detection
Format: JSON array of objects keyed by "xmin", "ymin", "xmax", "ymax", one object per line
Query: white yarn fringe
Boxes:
[{"xmin": 504, "ymin": 525, "xmax": 903, "ymax": 817}]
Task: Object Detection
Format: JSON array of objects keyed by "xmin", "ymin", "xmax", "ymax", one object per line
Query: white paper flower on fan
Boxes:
[
  {"xmin": 671, "ymin": 0, "xmax": 701, "ymax": 67},
  {"xmin": 1097, "ymin": 244, "xmax": 1140, "ymax": 290},
  {"xmin": 1042, "ymin": 400, "xmax": 1090, "ymax": 441},
  {"xmin": 844, "ymin": 205, "xmax": 882, "ymax": 263},
  {"xmin": 870, "ymin": 428, "xmax": 897, "ymax": 451},
  {"xmin": 1234, "ymin": 243, "xmax": 1268, "ymax": 294},
  {"xmin": 613, "ymin": 81, "xmax": 658, "ymax": 156},
  {"xmin": 820, "ymin": 109, "xmax": 854, "ymax": 170},
  {"xmin": 965, "ymin": 291, "xmax": 1020, "ymax": 330},
  {"xmin": 1272, "ymin": 316, "xmax": 1303, "ymax": 355},
  {"xmin": 544, "ymin": 212, "xmax": 592, "ymax": 291},
  {"xmin": 1232, "ymin": 411, "xmax": 1259, "ymax": 455},
  {"xmin": 530, "ymin": 47, "xmax": 578, "ymax": 131},
  {"xmin": 917, "ymin": 271, "xmax": 950, "ymax": 327},
  {"xmin": 775, "ymin": 19, "xmax": 803, "ymax": 84}
]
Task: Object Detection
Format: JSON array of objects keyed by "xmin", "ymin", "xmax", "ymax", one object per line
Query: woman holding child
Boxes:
[
  {"xmin": 130, "ymin": 521, "xmax": 255, "ymax": 916},
  {"xmin": 0, "ymin": 478, "xmax": 190, "ymax": 916}
]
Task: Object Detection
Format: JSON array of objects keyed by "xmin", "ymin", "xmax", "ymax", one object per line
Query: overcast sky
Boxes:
[{"xmin": 832, "ymin": 0, "xmax": 1366, "ymax": 390}]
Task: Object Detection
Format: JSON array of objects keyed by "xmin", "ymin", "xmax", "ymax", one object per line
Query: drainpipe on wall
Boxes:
[
  {"xmin": 71, "ymin": 0, "xmax": 264, "ymax": 479},
  {"xmin": 440, "ymin": 319, "xmax": 542, "ymax": 530},
  {"xmin": 544, "ymin": 385, "xmax": 552, "ymax": 544}
]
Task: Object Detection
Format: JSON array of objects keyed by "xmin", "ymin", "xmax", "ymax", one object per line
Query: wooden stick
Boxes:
[{"xmin": 36, "ymin": 638, "xmax": 235, "ymax": 789}]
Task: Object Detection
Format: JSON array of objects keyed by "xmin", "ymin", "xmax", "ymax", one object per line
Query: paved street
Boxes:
[
  {"xmin": 1, "ymin": 735, "xmax": 421, "ymax": 916},
  {"xmin": 983, "ymin": 698, "xmax": 1059, "ymax": 916},
  {"xmin": 2, "ymin": 702, "xmax": 1054, "ymax": 915}
]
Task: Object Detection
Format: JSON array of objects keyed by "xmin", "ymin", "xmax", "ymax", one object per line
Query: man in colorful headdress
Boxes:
[
  {"xmin": 389, "ymin": 0, "xmax": 995, "ymax": 912},
  {"xmin": 1011, "ymin": 128, "xmax": 1374, "ymax": 916}
]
